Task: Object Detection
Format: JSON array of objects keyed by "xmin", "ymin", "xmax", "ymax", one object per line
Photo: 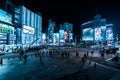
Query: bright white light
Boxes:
[{"xmin": 42, "ymin": 33, "xmax": 46, "ymax": 40}]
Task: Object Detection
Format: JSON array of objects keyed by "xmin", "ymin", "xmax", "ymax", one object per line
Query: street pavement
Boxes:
[{"xmin": 0, "ymin": 48, "xmax": 120, "ymax": 80}]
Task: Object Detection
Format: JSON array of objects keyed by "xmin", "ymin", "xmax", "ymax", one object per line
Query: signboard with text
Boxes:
[
  {"xmin": 23, "ymin": 25, "xmax": 34, "ymax": 34},
  {"xmin": 0, "ymin": 9, "xmax": 12, "ymax": 24},
  {"xmin": 0, "ymin": 23, "xmax": 10, "ymax": 33}
]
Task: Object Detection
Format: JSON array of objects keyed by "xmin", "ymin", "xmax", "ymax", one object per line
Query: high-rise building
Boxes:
[
  {"xmin": 81, "ymin": 15, "xmax": 111, "ymax": 41},
  {"xmin": 16, "ymin": 6, "xmax": 42, "ymax": 46},
  {"xmin": 60, "ymin": 22, "xmax": 73, "ymax": 43},
  {"xmin": 81, "ymin": 14, "xmax": 113, "ymax": 46}
]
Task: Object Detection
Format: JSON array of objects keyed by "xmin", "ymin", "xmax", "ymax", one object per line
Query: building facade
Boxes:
[
  {"xmin": 0, "ymin": 9, "xmax": 16, "ymax": 45},
  {"xmin": 47, "ymin": 19, "xmax": 55, "ymax": 44},
  {"xmin": 19, "ymin": 6, "xmax": 42, "ymax": 46},
  {"xmin": 81, "ymin": 15, "xmax": 114, "ymax": 46},
  {"xmin": 81, "ymin": 15, "xmax": 113, "ymax": 41},
  {"xmin": 60, "ymin": 22, "xmax": 73, "ymax": 43}
]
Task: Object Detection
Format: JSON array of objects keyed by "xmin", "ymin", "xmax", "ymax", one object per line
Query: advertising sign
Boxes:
[
  {"xmin": 82, "ymin": 28, "xmax": 93, "ymax": 41},
  {"xmin": 95, "ymin": 28, "xmax": 102, "ymax": 41},
  {"xmin": 64, "ymin": 31, "xmax": 69, "ymax": 42},
  {"xmin": 53, "ymin": 33, "xmax": 59, "ymax": 43},
  {"xmin": 23, "ymin": 25, "xmax": 34, "ymax": 34},
  {"xmin": 0, "ymin": 23, "xmax": 11, "ymax": 33},
  {"xmin": 0, "ymin": 9, "xmax": 12, "ymax": 24},
  {"xmin": 59, "ymin": 30, "xmax": 64, "ymax": 42},
  {"xmin": 0, "ymin": 33, "xmax": 7, "ymax": 44},
  {"xmin": 106, "ymin": 27, "xmax": 113, "ymax": 40}
]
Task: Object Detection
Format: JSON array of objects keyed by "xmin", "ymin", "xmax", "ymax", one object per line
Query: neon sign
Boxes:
[
  {"xmin": 0, "ymin": 9, "xmax": 12, "ymax": 24},
  {"xmin": 23, "ymin": 25, "xmax": 34, "ymax": 34},
  {"xmin": 0, "ymin": 23, "xmax": 10, "ymax": 33}
]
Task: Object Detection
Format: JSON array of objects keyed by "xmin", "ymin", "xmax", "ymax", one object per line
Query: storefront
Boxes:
[
  {"xmin": 0, "ymin": 9, "xmax": 16, "ymax": 45},
  {"xmin": 0, "ymin": 23, "xmax": 16, "ymax": 45}
]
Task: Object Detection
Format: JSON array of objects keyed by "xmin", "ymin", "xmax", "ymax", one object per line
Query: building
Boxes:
[
  {"xmin": 15, "ymin": 6, "xmax": 42, "ymax": 47},
  {"xmin": 0, "ymin": 9, "xmax": 16, "ymax": 45},
  {"xmin": 60, "ymin": 22, "xmax": 73, "ymax": 43},
  {"xmin": 81, "ymin": 14, "xmax": 114, "ymax": 46},
  {"xmin": 47, "ymin": 19, "xmax": 55, "ymax": 44}
]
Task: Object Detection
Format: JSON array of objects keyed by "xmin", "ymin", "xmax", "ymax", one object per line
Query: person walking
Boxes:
[
  {"xmin": 94, "ymin": 63, "xmax": 97, "ymax": 69},
  {"xmin": 82, "ymin": 57, "xmax": 85, "ymax": 65},
  {"xmin": 0, "ymin": 59, "xmax": 3, "ymax": 65},
  {"xmin": 84, "ymin": 53, "xmax": 87, "ymax": 62},
  {"xmin": 23, "ymin": 54, "xmax": 27, "ymax": 64},
  {"xmin": 19, "ymin": 50, "xmax": 24, "ymax": 62},
  {"xmin": 91, "ymin": 50, "xmax": 94, "ymax": 55},
  {"xmin": 86, "ymin": 51, "xmax": 88, "ymax": 56}
]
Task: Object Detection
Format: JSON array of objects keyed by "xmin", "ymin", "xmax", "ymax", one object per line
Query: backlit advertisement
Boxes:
[
  {"xmin": 0, "ymin": 33, "xmax": 7, "ymax": 44},
  {"xmin": 53, "ymin": 33, "xmax": 59, "ymax": 43},
  {"xmin": 59, "ymin": 30, "xmax": 64, "ymax": 42},
  {"xmin": 69, "ymin": 33, "xmax": 73, "ymax": 41},
  {"xmin": 82, "ymin": 28, "xmax": 93, "ymax": 41},
  {"xmin": 23, "ymin": 25, "xmax": 34, "ymax": 34},
  {"xmin": 106, "ymin": 27, "xmax": 113, "ymax": 40},
  {"xmin": 0, "ymin": 23, "xmax": 11, "ymax": 33},
  {"xmin": 0, "ymin": 9, "xmax": 12, "ymax": 24},
  {"xmin": 95, "ymin": 28, "xmax": 102, "ymax": 41},
  {"xmin": 42, "ymin": 33, "xmax": 47, "ymax": 45},
  {"xmin": 64, "ymin": 31, "xmax": 69, "ymax": 42}
]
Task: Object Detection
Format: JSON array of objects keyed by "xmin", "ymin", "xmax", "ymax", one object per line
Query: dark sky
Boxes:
[{"xmin": 10, "ymin": 0, "xmax": 120, "ymax": 37}]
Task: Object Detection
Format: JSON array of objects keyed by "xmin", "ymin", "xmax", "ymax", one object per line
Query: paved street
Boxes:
[{"xmin": 0, "ymin": 48, "xmax": 120, "ymax": 80}]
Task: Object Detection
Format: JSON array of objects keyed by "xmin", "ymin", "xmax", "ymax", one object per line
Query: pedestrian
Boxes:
[
  {"xmin": 61, "ymin": 52, "xmax": 64, "ymax": 58},
  {"xmin": 91, "ymin": 50, "xmax": 94, "ymax": 55},
  {"xmin": 42, "ymin": 51, "xmax": 44, "ymax": 56},
  {"xmin": 75, "ymin": 52, "xmax": 79, "ymax": 58},
  {"xmin": 85, "ymin": 74, "xmax": 89, "ymax": 80},
  {"xmin": 34, "ymin": 53, "xmax": 37, "ymax": 57},
  {"xmin": 64, "ymin": 52, "xmax": 67, "ymax": 58},
  {"xmin": 89, "ymin": 60, "xmax": 91, "ymax": 64},
  {"xmin": 0, "ymin": 59, "xmax": 3, "ymax": 65},
  {"xmin": 19, "ymin": 50, "xmax": 24, "ymax": 61},
  {"xmin": 23, "ymin": 54, "xmax": 27, "ymax": 64},
  {"xmin": 67, "ymin": 52, "xmax": 70, "ymax": 58},
  {"xmin": 49, "ymin": 50, "xmax": 52, "ymax": 56},
  {"xmin": 86, "ymin": 51, "xmax": 88, "ymax": 56},
  {"xmin": 39, "ymin": 53, "xmax": 44, "ymax": 65},
  {"xmin": 94, "ymin": 63, "xmax": 97, "ymax": 69},
  {"xmin": 82, "ymin": 57, "xmax": 85, "ymax": 64},
  {"xmin": 63, "ymin": 75, "xmax": 68, "ymax": 80},
  {"xmin": 84, "ymin": 53, "xmax": 87, "ymax": 59}
]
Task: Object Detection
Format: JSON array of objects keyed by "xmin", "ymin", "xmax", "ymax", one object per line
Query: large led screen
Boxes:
[
  {"xmin": 106, "ymin": 27, "xmax": 113, "ymax": 40},
  {"xmin": 59, "ymin": 30, "xmax": 64, "ymax": 42},
  {"xmin": 53, "ymin": 33, "xmax": 59, "ymax": 43},
  {"xmin": 64, "ymin": 31, "xmax": 69, "ymax": 42},
  {"xmin": 82, "ymin": 28, "xmax": 93, "ymax": 41},
  {"xmin": 95, "ymin": 28, "xmax": 102, "ymax": 41}
]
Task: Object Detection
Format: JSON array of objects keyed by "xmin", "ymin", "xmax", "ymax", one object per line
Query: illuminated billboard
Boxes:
[
  {"xmin": 64, "ymin": 31, "xmax": 69, "ymax": 42},
  {"xmin": 53, "ymin": 33, "xmax": 59, "ymax": 43},
  {"xmin": 82, "ymin": 28, "xmax": 93, "ymax": 41},
  {"xmin": 69, "ymin": 33, "xmax": 73, "ymax": 41},
  {"xmin": 59, "ymin": 30, "xmax": 64, "ymax": 42},
  {"xmin": 0, "ymin": 23, "xmax": 11, "ymax": 33},
  {"xmin": 0, "ymin": 9, "xmax": 12, "ymax": 24},
  {"xmin": 23, "ymin": 25, "xmax": 34, "ymax": 34},
  {"xmin": 42, "ymin": 33, "xmax": 46, "ymax": 40},
  {"xmin": 106, "ymin": 27, "xmax": 113, "ymax": 40},
  {"xmin": 95, "ymin": 28, "xmax": 102, "ymax": 41},
  {"xmin": 42, "ymin": 33, "xmax": 47, "ymax": 45}
]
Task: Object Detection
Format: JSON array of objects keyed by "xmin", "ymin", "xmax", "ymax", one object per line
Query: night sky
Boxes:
[{"xmin": 10, "ymin": 0, "xmax": 120, "ymax": 37}]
